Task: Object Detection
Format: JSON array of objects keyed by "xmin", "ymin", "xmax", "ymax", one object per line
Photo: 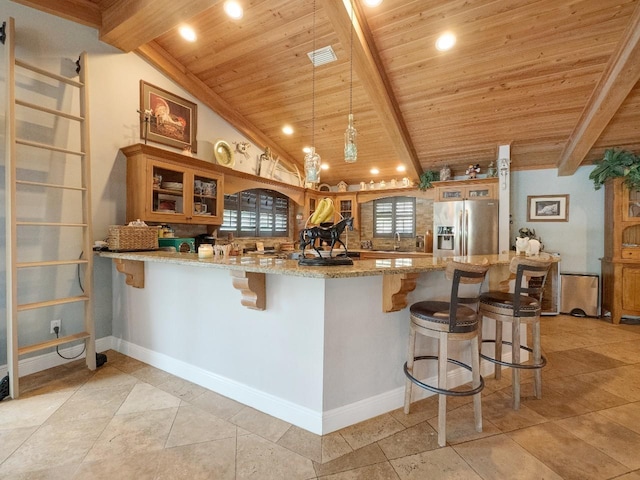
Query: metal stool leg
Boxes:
[
  {"xmin": 533, "ymin": 320, "xmax": 542, "ymax": 399},
  {"xmin": 512, "ymin": 318, "xmax": 521, "ymax": 410},
  {"xmin": 471, "ymin": 335, "xmax": 482, "ymax": 433},
  {"xmin": 494, "ymin": 320, "xmax": 503, "ymax": 380}
]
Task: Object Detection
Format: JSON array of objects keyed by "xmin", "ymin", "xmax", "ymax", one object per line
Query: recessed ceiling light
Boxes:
[
  {"xmin": 396, "ymin": 165, "xmax": 406, "ymax": 172},
  {"xmin": 282, "ymin": 125, "xmax": 294, "ymax": 135},
  {"xmin": 303, "ymin": 146, "xmax": 312, "ymax": 154},
  {"xmin": 321, "ymin": 163, "xmax": 329, "ymax": 170},
  {"xmin": 370, "ymin": 168, "xmax": 379, "ymax": 175},
  {"xmin": 435, "ymin": 32, "xmax": 456, "ymax": 51},
  {"xmin": 363, "ymin": 0, "xmax": 382, "ymax": 6},
  {"xmin": 224, "ymin": 1, "xmax": 243, "ymax": 19},
  {"xmin": 179, "ymin": 25, "xmax": 197, "ymax": 42}
]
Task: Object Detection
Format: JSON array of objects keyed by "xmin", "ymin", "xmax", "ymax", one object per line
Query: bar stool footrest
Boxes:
[
  {"xmin": 404, "ymin": 355, "xmax": 484, "ymax": 397},
  {"xmin": 480, "ymin": 340, "xmax": 547, "ymax": 369}
]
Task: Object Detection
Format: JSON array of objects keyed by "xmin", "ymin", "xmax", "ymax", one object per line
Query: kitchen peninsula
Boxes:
[{"xmin": 102, "ymin": 250, "xmax": 538, "ymax": 435}]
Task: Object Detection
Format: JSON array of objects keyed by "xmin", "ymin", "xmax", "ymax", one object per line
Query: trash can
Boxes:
[{"xmin": 560, "ymin": 273, "xmax": 599, "ymax": 317}]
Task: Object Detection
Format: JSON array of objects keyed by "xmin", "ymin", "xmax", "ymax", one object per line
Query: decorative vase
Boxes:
[{"xmin": 440, "ymin": 165, "xmax": 451, "ymax": 181}]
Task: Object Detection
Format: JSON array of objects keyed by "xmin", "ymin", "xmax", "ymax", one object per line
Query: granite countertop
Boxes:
[{"xmin": 98, "ymin": 250, "xmax": 517, "ymax": 279}]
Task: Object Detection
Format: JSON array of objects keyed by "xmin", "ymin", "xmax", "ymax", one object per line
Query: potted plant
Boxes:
[
  {"xmin": 418, "ymin": 169, "xmax": 439, "ymax": 190},
  {"xmin": 589, "ymin": 148, "xmax": 640, "ymax": 191}
]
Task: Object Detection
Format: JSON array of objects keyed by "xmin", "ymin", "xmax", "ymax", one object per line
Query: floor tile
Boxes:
[
  {"xmin": 155, "ymin": 438, "xmax": 237, "ymax": 480},
  {"xmin": 129, "ymin": 365, "xmax": 174, "ymax": 387},
  {"xmin": 45, "ymin": 384, "xmax": 132, "ymax": 424},
  {"xmin": 0, "ymin": 391, "xmax": 74, "ymax": 429},
  {"xmin": 72, "ymin": 451, "xmax": 160, "ymax": 479},
  {"xmin": 313, "ymin": 443, "xmax": 387, "ymax": 477},
  {"xmin": 229, "ymin": 406, "xmax": 291, "ymax": 443},
  {"xmin": 575, "ymin": 365, "xmax": 640, "ymax": 402},
  {"xmin": 585, "ymin": 340, "xmax": 640, "ymax": 364},
  {"xmin": 338, "ymin": 413, "xmax": 405, "ymax": 450},
  {"xmin": 318, "ymin": 461, "xmax": 399, "ymax": 479},
  {"xmin": 79, "ymin": 365, "xmax": 139, "ymax": 391},
  {"xmin": 427, "ymin": 402, "xmax": 501, "ymax": 445},
  {"xmin": 389, "ymin": 395, "xmax": 438, "ymax": 428},
  {"xmin": 508, "ymin": 422, "xmax": 629, "ymax": 480},
  {"xmin": 377, "ymin": 420, "xmax": 439, "ymax": 460},
  {"xmin": 116, "ymin": 382, "xmax": 181, "ymax": 415},
  {"xmin": 390, "ymin": 447, "xmax": 483, "ymax": 480},
  {"xmin": 165, "ymin": 404, "xmax": 237, "ymax": 448},
  {"xmin": 480, "ymin": 389, "xmax": 548, "ymax": 432},
  {"xmin": 189, "ymin": 389, "xmax": 245, "ymax": 420},
  {"xmin": 277, "ymin": 425, "xmax": 323, "ymax": 462},
  {"xmin": 544, "ymin": 375, "xmax": 628, "ymax": 411},
  {"xmin": 0, "ymin": 427, "xmax": 38, "ymax": 464},
  {"xmin": 598, "ymin": 403, "xmax": 640, "ymax": 435},
  {"xmin": 454, "ymin": 434, "xmax": 563, "ymax": 479},
  {"xmin": 236, "ymin": 433, "xmax": 316, "ymax": 480},
  {"xmin": 556, "ymin": 411, "xmax": 640, "ymax": 469},
  {"xmin": 156, "ymin": 376, "xmax": 208, "ymax": 403}
]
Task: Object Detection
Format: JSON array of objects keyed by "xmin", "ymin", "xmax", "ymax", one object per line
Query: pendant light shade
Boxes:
[
  {"xmin": 344, "ymin": 0, "xmax": 357, "ymax": 163},
  {"xmin": 304, "ymin": 147, "xmax": 321, "ymax": 183}
]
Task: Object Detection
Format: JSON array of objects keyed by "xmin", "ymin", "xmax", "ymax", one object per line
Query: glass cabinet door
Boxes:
[
  {"xmin": 193, "ymin": 173, "xmax": 219, "ymax": 219},
  {"xmin": 626, "ymin": 187, "xmax": 640, "ymax": 220},
  {"xmin": 339, "ymin": 199, "xmax": 352, "ymax": 219},
  {"xmin": 152, "ymin": 164, "xmax": 185, "ymax": 216}
]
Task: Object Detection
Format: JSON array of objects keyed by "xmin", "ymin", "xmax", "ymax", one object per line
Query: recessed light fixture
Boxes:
[
  {"xmin": 179, "ymin": 25, "xmax": 197, "ymax": 42},
  {"xmin": 303, "ymin": 146, "xmax": 312, "ymax": 154},
  {"xmin": 363, "ymin": 0, "xmax": 382, "ymax": 6},
  {"xmin": 224, "ymin": 0, "xmax": 243, "ymax": 19},
  {"xmin": 435, "ymin": 31, "xmax": 456, "ymax": 51},
  {"xmin": 370, "ymin": 168, "xmax": 379, "ymax": 175},
  {"xmin": 282, "ymin": 125, "xmax": 294, "ymax": 135},
  {"xmin": 396, "ymin": 165, "xmax": 406, "ymax": 172},
  {"xmin": 321, "ymin": 163, "xmax": 329, "ymax": 170}
]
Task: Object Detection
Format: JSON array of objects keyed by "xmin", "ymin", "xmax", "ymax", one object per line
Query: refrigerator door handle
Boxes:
[
  {"xmin": 464, "ymin": 208, "xmax": 469, "ymax": 256},
  {"xmin": 457, "ymin": 210, "xmax": 463, "ymax": 255}
]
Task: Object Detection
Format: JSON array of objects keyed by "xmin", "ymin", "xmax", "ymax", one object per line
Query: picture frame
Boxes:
[
  {"xmin": 527, "ymin": 194, "xmax": 569, "ymax": 222},
  {"xmin": 140, "ymin": 80, "xmax": 197, "ymax": 152}
]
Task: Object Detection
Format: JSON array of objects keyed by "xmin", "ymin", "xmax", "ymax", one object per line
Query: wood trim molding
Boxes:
[
  {"xmin": 114, "ymin": 259, "xmax": 145, "ymax": 288},
  {"xmin": 230, "ymin": 271, "xmax": 266, "ymax": 310},
  {"xmin": 10, "ymin": 0, "xmax": 101, "ymax": 28},
  {"xmin": 382, "ymin": 273, "xmax": 418, "ymax": 312},
  {"xmin": 557, "ymin": 1, "xmax": 640, "ymax": 175}
]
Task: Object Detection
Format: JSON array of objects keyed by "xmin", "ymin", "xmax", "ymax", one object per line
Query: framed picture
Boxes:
[
  {"xmin": 527, "ymin": 194, "xmax": 569, "ymax": 222},
  {"xmin": 140, "ymin": 81, "xmax": 197, "ymax": 152}
]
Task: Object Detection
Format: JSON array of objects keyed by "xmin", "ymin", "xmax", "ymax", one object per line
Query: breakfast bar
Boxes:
[{"xmin": 101, "ymin": 251, "xmax": 528, "ymax": 434}]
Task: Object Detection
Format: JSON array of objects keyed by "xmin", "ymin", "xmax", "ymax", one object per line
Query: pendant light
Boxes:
[
  {"xmin": 344, "ymin": 0, "xmax": 357, "ymax": 163},
  {"xmin": 304, "ymin": 0, "xmax": 322, "ymax": 184}
]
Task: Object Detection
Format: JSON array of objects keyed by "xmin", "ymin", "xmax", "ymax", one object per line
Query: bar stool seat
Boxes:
[
  {"xmin": 404, "ymin": 260, "xmax": 489, "ymax": 447},
  {"xmin": 479, "ymin": 255, "xmax": 552, "ymax": 410}
]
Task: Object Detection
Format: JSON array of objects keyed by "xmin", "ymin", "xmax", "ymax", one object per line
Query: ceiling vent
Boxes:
[{"xmin": 307, "ymin": 46, "xmax": 337, "ymax": 67}]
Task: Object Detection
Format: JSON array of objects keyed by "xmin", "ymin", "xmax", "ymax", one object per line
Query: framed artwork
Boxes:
[
  {"xmin": 140, "ymin": 81, "xmax": 197, "ymax": 152},
  {"xmin": 527, "ymin": 194, "xmax": 569, "ymax": 222}
]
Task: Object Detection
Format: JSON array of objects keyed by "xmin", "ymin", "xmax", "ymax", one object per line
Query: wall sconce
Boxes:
[{"xmin": 499, "ymin": 158, "xmax": 510, "ymax": 190}]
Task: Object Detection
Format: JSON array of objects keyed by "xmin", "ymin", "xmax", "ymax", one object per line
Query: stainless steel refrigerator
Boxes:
[{"xmin": 433, "ymin": 199, "xmax": 498, "ymax": 257}]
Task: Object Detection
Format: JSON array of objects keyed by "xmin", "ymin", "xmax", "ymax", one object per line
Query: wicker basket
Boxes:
[{"xmin": 108, "ymin": 225, "xmax": 158, "ymax": 252}]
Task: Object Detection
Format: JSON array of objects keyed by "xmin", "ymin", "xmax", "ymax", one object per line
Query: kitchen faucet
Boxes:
[{"xmin": 394, "ymin": 232, "xmax": 401, "ymax": 250}]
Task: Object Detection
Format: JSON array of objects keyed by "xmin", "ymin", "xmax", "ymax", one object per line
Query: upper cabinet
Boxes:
[
  {"xmin": 433, "ymin": 178, "xmax": 498, "ymax": 202},
  {"xmin": 122, "ymin": 144, "xmax": 223, "ymax": 225}
]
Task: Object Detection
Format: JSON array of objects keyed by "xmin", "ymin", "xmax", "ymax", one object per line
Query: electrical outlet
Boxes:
[{"xmin": 50, "ymin": 319, "xmax": 61, "ymax": 335}]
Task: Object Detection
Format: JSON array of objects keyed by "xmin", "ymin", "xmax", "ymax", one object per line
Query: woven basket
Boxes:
[{"xmin": 108, "ymin": 225, "xmax": 158, "ymax": 252}]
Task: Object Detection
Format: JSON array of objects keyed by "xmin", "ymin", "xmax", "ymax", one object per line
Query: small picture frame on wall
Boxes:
[
  {"xmin": 140, "ymin": 80, "xmax": 197, "ymax": 153},
  {"xmin": 527, "ymin": 194, "xmax": 569, "ymax": 222}
]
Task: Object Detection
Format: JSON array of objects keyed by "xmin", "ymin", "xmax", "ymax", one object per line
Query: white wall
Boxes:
[{"xmin": 510, "ymin": 166, "xmax": 604, "ymax": 274}]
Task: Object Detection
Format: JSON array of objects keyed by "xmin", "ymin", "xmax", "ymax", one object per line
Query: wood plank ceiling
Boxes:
[{"xmin": 13, "ymin": 0, "xmax": 640, "ymax": 186}]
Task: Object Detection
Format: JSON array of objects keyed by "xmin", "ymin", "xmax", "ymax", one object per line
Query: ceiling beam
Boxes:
[
  {"xmin": 557, "ymin": 1, "xmax": 640, "ymax": 176},
  {"xmin": 321, "ymin": 0, "xmax": 423, "ymax": 180},
  {"xmin": 136, "ymin": 41, "xmax": 302, "ymax": 173},
  {"xmin": 100, "ymin": 0, "xmax": 221, "ymax": 52},
  {"xmin": 10, "ymin": 0, "xmax": 101, "ymax": 28}
]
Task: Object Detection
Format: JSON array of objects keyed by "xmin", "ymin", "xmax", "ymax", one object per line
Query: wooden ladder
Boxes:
[{"xmin": 4, "ymin": 17, "xmax": 96, "ymax": 399}]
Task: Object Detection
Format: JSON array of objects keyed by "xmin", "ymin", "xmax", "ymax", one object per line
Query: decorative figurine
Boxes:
[
  {"xmin": 466, "ymin": 164, "xmax": 481, "ymax": 179},
  {"xmin": 487, "ymin": 161, "xmax": 497, "ymax": 177},
  {"xmin": 298, "ymin": 217, "xmax": 354, "ymax": 266},
  {"xmin": 181, "ymin": 144, "xmax": 193, "ymax": 157},
  {"xmin": 439, "ymin": 165, "xmax": 451, "ymax": 181}
]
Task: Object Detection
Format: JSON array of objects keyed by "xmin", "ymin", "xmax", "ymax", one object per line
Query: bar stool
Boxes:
[
  {"xmin": 403, "ymin": 260, "xmax": 489, "ymax": 447},
  {"xmin": 479, "ymin": 256, "xmax": 552, "ymax": 410}
]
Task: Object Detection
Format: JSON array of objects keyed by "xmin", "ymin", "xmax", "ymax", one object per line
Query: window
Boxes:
[
  {"xmin": 373, "ymin": 196, "xmax": 415, "ymax": 237},
  {"xmin": 220, "ymin": 189, "xmax": 289, "ymax": 237}
]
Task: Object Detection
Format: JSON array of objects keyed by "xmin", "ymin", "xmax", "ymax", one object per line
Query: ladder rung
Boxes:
[
  {"xmin": 16, "ymin": 180, "xmax": 86, "ymax": 191},
  {"xmin": 15, "ymin": 99, "xmax": 84, "ymax": 122},
  {"xmin": 15, "ymin": 138, "xmax": 85, "ymax": 156},
  {"xmin": 15, "ymin": 59, "xmax": 84, "ymax": 88},
  {"xmin": 18, "ymin": 332, "xmax": 91, "ymax": 356},
  {"xmin": 17, "ymin": 222, "xmax": 88, "ymax": 227},
  {"xmin": 17, "ymin": 260, "xmax": 89, "ymax": 268},
  {"xmin": 17, "ymin": 295, "xmax": 89, "ymax": 311}
]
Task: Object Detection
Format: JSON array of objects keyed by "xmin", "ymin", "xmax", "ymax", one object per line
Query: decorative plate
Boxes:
[{"xmin": 214, "ymin": 140, "xmax": 234, "ymax": 167}]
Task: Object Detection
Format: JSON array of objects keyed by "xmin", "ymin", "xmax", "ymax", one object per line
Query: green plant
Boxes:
[
  {"xmin": 589, "ymin": 148, "xmax": 640, "ymax": 191},
  {"xmin": 418, "ymin": 169, "xmax": 439, "ymax": 190}
]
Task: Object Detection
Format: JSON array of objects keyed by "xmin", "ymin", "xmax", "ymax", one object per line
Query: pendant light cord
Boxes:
[
  {"xmin": 311, "ymin": 0, "xmax": 316, "ymax": 148},
  {"xmin": 349, "ymin": 0, "xmax": 354, "ymax": 115}
]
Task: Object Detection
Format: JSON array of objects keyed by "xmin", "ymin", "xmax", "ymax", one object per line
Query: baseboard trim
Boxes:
[
  {"xmin": 0, "ymin": 336, "xmax": 116, "ymax": 378},
  {"xmin": 113, "ymin": 339, "xmax": 325, "ymax": 435}
]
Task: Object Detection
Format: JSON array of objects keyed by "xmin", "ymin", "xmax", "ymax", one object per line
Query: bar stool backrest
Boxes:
[
  {"xmin": 509, "ymin": 256, "xmax": 552, "ymax": 317},
  {"xmin": 445, "ymin": 260, "xmax": 490, "ymax": 332}
]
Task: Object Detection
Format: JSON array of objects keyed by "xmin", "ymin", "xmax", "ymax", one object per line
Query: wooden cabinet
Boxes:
[
  {"xmin": 433, "ymin": 178, "xmax": 498, "ymax": 202},
  {"xmin": 601, "ymin": 178, "xmax": 640, "ymax": 323},
  {"xmin": 334, "ymin": 193, "xmax": 359, "ymax": 229},
  {"xmin": 122, "ymin": 144, "xmax": 224, "ymax": 225}
]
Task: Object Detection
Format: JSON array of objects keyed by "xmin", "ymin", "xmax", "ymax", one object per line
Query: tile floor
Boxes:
[{"xmin": 1, "ymin": 314, "xmax": 640, "ymax": 479}]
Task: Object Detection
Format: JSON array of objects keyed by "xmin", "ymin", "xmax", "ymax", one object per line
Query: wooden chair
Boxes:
[
  {"xmin": 403, "ymin": 260, "xmax": 489, "ymax": 447},
  {"xmin": 479, "ymin": 255, "xmax": 552, "ymax": 410}
]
